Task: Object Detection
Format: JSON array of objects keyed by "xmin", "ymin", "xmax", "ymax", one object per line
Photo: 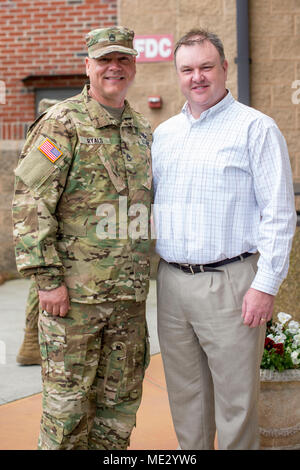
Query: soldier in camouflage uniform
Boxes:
[
  {"xmin": 12, "ymin": 27, "xmax": 152, "ymax": 450},
  {"xmin": 17, "ymin": 100, "xmax": 61, "ymax": 367}
]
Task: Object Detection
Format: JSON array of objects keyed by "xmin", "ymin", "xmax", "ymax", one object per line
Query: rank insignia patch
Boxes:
[{"xmin": 38, "ymin": 138, "xmax": 63, "ymax": 163}]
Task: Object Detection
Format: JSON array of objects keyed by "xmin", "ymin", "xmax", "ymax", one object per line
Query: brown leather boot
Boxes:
[{"xmin": 16, "ymin": 328, "xmax": 41, "ymax": 366}]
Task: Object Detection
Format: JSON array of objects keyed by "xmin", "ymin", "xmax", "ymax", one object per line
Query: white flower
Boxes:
[
  {"xmin": 267, "ymin": 333, "xmax": 286, "ymax": 344},
  {"xmin": 271, "ymin": 323, "xmax": 283, "ymax": 334},
  {"xmin": 287, "ymin": 321, "xmax": 300, "ymax": 335},
  {"xmin": 294, "ymin": 333, "xmax": 300, "ymax": 343},
  {"xmin": 291, "ymin": 350, "xmax": 300, "ymax": 365},
  {"xmin": 277, "ymin": 312, "xmax": 292, "ymax": 324},
  {"xmin": 292, "ymin": 334, "xmax": 300, "ymax": 348},
  {"xmin": 273, "ymin": 333, "xmax": 286, "ymax": 344}
]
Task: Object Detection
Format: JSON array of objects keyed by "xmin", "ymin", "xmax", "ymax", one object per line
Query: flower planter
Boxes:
[{"xmin": 259, "ymin": 369, "xmax": 300, "ymax": 450}]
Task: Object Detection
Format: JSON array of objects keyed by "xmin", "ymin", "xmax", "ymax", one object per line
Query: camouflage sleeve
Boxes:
[
  {"xmin": 12, "ymin": 116, "xmax": 76, "ymax": 290},
  {"xmin": 138, "ymin": 114, "xmax": 154, "ymax": 203}
]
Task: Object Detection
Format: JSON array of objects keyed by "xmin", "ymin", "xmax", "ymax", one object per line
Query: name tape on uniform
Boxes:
[
  {"xmin": 79, "ymin": 136, "xmax": 117, "ymax": 145},
  {"xmin": 38, "ymin": 138, "xmax": 63, "ymax": 163}
]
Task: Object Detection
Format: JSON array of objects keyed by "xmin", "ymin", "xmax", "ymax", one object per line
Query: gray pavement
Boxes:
[{"xmin": 0, "ymin": 278, "xmax": 159, "ymax": 405}]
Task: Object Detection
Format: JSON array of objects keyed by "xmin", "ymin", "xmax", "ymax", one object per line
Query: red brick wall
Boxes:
[{"xmin": 0, "ymin": 0, "xmax": 117, "ymax": 140}]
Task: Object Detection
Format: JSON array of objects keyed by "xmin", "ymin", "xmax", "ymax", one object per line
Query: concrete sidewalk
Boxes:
[
  {"xmin": 0, "ymin": 354, "xmax": 179, "ymax": 450},
  {"xmin": 0, "ymin": 278, "xmax": 180, "ymax": 450},
  {"xmin": 0, "ymin": 278, "xmax": 160, "ymax": 405}
]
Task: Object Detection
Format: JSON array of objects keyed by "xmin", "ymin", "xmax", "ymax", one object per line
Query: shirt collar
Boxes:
[{"xmin": 182, "ymin": 89, "xmax": 235, "ymax": 123}]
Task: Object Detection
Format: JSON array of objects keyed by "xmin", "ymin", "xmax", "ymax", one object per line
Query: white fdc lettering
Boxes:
[
  {"xmin": 134, "ymin": 36, "xmax": 173, "ymax": 61},
  {"xmin": 159, "ymin": 37, "xmax": 172, "ymax": 58},
  {"xmin": 145, "ymin": 38, "xmax": 158, "ymax": 58}
]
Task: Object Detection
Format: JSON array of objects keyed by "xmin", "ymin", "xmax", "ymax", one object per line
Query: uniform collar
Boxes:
[{"xmin": 82, "ymin": 85, "xmax": 138, "ymax": 129}]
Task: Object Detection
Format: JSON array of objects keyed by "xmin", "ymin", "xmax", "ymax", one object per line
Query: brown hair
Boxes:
[{"xmin": 174, "ymin": 28, "xmax": 225, "ymax": 64}]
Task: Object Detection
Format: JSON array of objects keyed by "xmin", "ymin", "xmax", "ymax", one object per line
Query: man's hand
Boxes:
[
  {"xmin": 38, "ymin": 284, "xmax": 70, "ymax": 317},
  {"xmin": 242, "ymin": 287, "xmax": 274, "ymax": 328}
]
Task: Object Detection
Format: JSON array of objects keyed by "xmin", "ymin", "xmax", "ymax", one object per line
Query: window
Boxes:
[{"xmin": 35, "ymin": 87, "xmax": 82, "ymax": 116}]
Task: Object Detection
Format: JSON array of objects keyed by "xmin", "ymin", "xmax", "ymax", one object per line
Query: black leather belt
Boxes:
[{"xmin": 169, "ymin": 252, "xmax": 253, "ymax": 274}]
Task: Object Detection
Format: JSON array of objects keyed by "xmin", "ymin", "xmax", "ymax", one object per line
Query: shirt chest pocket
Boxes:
[
  {"xmin": 98, "ymin": 142, "xmax": 152, "ymax": 194},
  {"xmin": 98, "ymin": 144, "xmax": 127, "ymax": 193}
]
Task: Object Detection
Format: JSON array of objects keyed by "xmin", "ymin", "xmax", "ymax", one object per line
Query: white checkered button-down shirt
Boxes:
[{"xmin": 152, "ymin": 91, "xmax": 296, "ymax": 296}]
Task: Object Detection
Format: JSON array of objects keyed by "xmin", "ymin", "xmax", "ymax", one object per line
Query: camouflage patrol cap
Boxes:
[{"xmin": 86, "ymin": 27, "xmax": 138, "ymax": 59}]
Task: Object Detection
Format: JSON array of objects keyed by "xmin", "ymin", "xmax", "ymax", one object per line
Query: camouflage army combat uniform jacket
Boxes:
[{"xmin": 12, "ymin": 85, "xmax": 153, "ymax": 304}]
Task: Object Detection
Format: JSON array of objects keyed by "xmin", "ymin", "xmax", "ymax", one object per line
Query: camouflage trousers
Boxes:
[
  {"xmin": 38, "ymin": 300, "xmax": 150, "ymax": 450},
  {"xmin": 25, "ymin": 280, "xmax": 39, "ymax": 330}
]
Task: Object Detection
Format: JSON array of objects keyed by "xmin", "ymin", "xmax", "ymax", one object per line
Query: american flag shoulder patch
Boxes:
[{"xmin": 38, "ymin": 138, "xmax": 63, "ymax": 163}]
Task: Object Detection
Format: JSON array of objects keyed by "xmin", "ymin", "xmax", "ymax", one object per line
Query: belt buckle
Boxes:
[{"xmin": 179, "ymin": 263, "xmax": 195, "ymax": 275}]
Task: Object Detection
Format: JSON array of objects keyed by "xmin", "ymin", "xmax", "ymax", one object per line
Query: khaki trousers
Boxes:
[{"xmin": 157, "ymin": 254, "xmax": 266, "ymax": 450}]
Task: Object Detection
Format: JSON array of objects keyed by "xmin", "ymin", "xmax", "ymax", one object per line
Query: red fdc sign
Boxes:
[{"xmin": 134, "ymin": 35, "xmax": 174, "ymax": 63}]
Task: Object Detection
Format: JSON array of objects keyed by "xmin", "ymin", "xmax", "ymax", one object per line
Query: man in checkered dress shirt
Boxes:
[{"xmin": 152, "ymin": 29, "xmax": 296, "ymax": 450}]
